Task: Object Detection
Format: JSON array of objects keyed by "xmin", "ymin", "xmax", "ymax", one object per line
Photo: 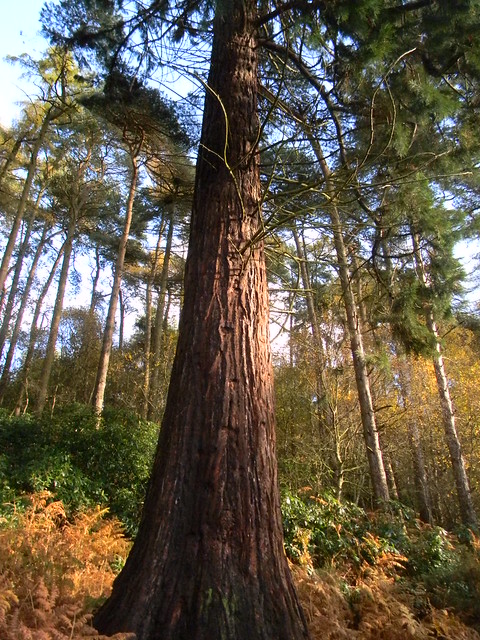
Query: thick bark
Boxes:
[
  {"xmin": 92, "ymin": 156, "xmax": 138, "ymax": 415},
  {"xmin": 93, "ymin": 1, "xmax": 310, "ymax": 638},
  {"xmin": 35, "ymin": 215, "xmax": 76, "ymax": 415}
]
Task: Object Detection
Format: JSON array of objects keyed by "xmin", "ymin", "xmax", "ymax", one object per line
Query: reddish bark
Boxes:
[{"xmin": 93, "ymin": 1, "xmax": 310, "ymax": 638}]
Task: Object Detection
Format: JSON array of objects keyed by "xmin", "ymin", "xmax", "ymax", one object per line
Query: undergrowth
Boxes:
[
  {"xmin": 1, "ymin": 400, "xmax": 479, "ymax": 638},
  {"xmin": 0, "ymin": 405, "xmax": 158, "ymax": 535},
  {"xmin": 282, "ymin": 488, "xmax": 480, "ymax": 632},
  {"xmin": 0, "ymin": 491, "xmax": 131, "ymax": 639},
  {"xmin": 1, "ymin": 488, "xmax": 479, "ymax": 639}
]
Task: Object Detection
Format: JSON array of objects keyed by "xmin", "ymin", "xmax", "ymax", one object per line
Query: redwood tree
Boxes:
[{"xmin": 93, "ymin": 0, "xmax": 310, "ymax": 638}]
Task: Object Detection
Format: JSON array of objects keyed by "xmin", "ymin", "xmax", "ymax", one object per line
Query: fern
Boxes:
[{"xmin": 0, "ymin": 492, "xmax": 131, "ymax": 639}]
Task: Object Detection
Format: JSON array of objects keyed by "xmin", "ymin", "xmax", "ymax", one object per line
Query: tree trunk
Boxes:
[
  {"xmin": 147, "ymin": 208, "xmax": 174, "ymax": 421},
  {"xmin": 0, "ymin": 188, "xmax": 44, "ymax": 360},
  {"xmin": 0, "ymin": 116, "xmax": 50, "ymax": 294},
  {"xmin": 118, "ymin": 286, "xmax": 125, "ymax": 351},
  {"xmin": 142, "ymin": 215, "xmax": 166, "ymax": 418},
  {"xmin": 89, "ymin": 245, "xmax": 102, "ymax": 314},
  {"xmin": 0, "ymin": 223, "xmax": 51, "ymax": 403},
  {"xmin": 92, "ymin": 156, "xmax": 139, "ymax": 415},
  {"xmin": 142, "ymin": 277, "xmax": 153, "ymax": 418},
  {"xmin": 397, "ymin": 356, "xmax": 433, "ymax": 523},
  {"xmin": 35, "ymin": 214, "xmax": 76, "ymax": 415},
  {"xmin": 93, "ymin": 1, "xmax": 310, "ymax": 638},
  {"xmin": 306, "ymin": 134, "xmax": 389, "ymax": 505},
  {"xmin": 0, "ymin": 134, "xmax": 23, "ymax": 186},
  {"xmin": 292, "ymin": 226, "xmax": 344, "ymax": 498},
  {"xmin": 14, "ymin": 239, "xmax": 66, "ymax": 415},
  {"xmin": 292, "ymin": 226, "xmax": 332, "ymax": 424},
  {"xmin": 411, "ymin": 231, "xmax": 477, "ymax": 528}
]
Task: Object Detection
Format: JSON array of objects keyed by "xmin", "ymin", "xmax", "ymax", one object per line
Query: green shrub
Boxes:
[
  {"xmin": 281, "ymin": 489, "xmax": 398, "ymax": 569},
  {"xmin": 0, "ymin": 405, "xmax": 159, "ymax": 535},
  {"xmin": 406, "ymin": 525, "xmax": 455, "ymax": 574}
]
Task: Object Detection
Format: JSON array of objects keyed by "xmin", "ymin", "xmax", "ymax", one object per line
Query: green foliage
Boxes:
[
  {"xmin": 281, "ymin": 489, "xmax": 480, "ymax": 627},
  {"xmin": 421, "ymin": 550, "xmax": 480, "ymax": 628},
  {"xmin": 406, "ymin": 525, "xmax": 455, "ymax": 573},
  {"xmin": 0, "ymin": 405, "xmax": 158, "ymax": 535},
  {"xmin": 281, "ymin": 489, "xmax": 393, "ymax": 569}
]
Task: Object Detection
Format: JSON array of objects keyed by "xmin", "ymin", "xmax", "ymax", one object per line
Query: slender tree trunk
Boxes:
[
  {"xmin": 409, "ymin": 417, "xmax": 433, "ymax": 523},
  {"xmin": 292, "ymin": 226, "xmax": 344, "ymax": 498},
  {"xmin": 0, "ymin": 223, "xmax": 51, "ymax": 403},
  {"xmin": 35, "ymin": 214, "xmax": 76, "ymax": 415},
  {"xmin": 142, "ymin": 215, "xmax": 167, "ymax": 418},
  {"xmin": 89, "ymin": 245, "xmax": 102, "ymax": 314},
  {"xmin": 292, "ymin": 227, "xmax": 331, "ymax": 423},
  {"xmin": 147, "ymin": 208, "xmax": 174, "ymax": 421},
  {"xmin": 306, "ymin": 135, "xmax": 389, "ymax": 504},
  {"xmin": 430, "ymin": 341, "xmax": 477, "ymax": 526},
  {"xmin": 0, "ymin": 189, "xmax": 44, "ymax": 360},
  {"xmin": 14, "ymin": 239, "xmax": 66, "ymax": 415},
  {"xmin": 383, "ymin": 451, "xmax": 399, "ymax": 501},
  {"xmin": 92, "ymin": 156, "xmax": 139, "ymax": 415},
  {"xmin": 397, "ymin": 356, "xmax": 433, "ymax": 523},
  {"xmin": 94, "ymin": 1, "xmax": 310, "ymax": 637},
  {"xmin": 411, "ymin": 231, "xmax": 477, "ymax": 528},
  {"xmin": 118, "ymin": 286, "xmax": 125, "ymax": 351},
  {"xmin": 142, "ymin": 278, "xmax": 153, "ymax": 418},
  {"xmin": 0, "ymin": 116, "xmax": 50, "ymax": 294},
  {"xmin": 0, "ymin": 134, "xmax": 23, "ymax": 186}
]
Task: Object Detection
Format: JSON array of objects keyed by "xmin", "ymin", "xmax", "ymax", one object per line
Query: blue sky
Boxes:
[{"xmin": 0, "ymin": 0, "xmax": 47, "ymax": 126}]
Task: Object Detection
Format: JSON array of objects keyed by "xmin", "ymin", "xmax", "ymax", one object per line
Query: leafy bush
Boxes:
[
  {"xmin": 406, "ymin": 525, "xmax": 455, "ymax": 574},
  {"xmin": 281, "ymin": 489, "xmax": 399, "ymax": 570},
  {"xmin": 281, "ymin": 488, "xmax": 480, "ymax": 630},
  {"xmin": 0, "ymin": 405, "xmax": 159, "ymax": 534}
]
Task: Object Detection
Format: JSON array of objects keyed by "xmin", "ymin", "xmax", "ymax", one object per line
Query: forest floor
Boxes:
[
  {"xmin": 1, "ymin": 492, "xmax": 479, "ymax": 640},
  {"xmin": 293, "ymin": 564, "xmax": 480, "ymax": 640}
]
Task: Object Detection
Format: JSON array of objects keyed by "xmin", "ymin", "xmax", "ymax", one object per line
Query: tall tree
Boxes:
[
  {"xmin": 92, "ymin": 0, "xmax": 310, "ymax": 637},
  {"xmin": 86, "ymin": 71, "xmax": 190, "ymax": 415},
  {"xmin": 0, "ymin": 48, "xmax": 80, "ymax": 294}
]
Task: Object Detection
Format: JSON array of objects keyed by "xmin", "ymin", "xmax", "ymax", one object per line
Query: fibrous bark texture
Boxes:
[{"xmin": 93, "ymin": 1, "xmax": 310, "ymax": 638}]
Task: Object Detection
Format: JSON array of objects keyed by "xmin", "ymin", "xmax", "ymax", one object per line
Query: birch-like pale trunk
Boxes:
[
  {"xmin": 92, "ymin": 155, "xmax": 139, "ymax": 415},
  {"xmin": 411, "ymin": 230, "xmax": 477, "ymax": 527},
  {"xmin": 35, "ymin": 213, "xmax": 77, "ymax": 414},
  {"xmin": 0, "ymin": 116, "xmax": 50, "ymax": 294}
]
